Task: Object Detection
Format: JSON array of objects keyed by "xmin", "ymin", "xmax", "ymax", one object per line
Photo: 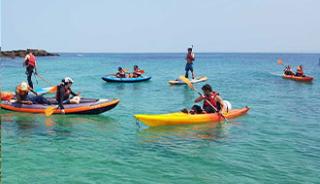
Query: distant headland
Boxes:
[{"xmin": 0, "ymin": 48, "xmax": 59, "ymax": 58}]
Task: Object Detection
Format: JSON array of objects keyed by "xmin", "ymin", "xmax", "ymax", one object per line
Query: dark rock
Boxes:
[{"xmin": 0, "ymin": 49, "xmax": 59, "ymax": 58}]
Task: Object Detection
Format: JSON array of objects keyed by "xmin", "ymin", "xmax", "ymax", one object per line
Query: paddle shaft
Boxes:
[{"xmin": 36, "ymin": 73, "xmax": 54, "ymax": 86}]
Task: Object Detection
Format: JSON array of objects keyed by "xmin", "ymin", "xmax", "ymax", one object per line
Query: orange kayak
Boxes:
[
  {"xmin": 0, "ymin": 98, "xmax": 119, "ymax": 115},
  {"xmin": 282, "ymin": 74, "xmax": 313, "ymax": 82},
  {"xmin": 134, "ymin": 107, "xmax": 250, "ymax": 127}
]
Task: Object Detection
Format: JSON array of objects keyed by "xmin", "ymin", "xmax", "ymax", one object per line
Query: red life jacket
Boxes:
[
  {"xmin": 56, "ymin": 85, "xmax": 71, "ymax": 100},
  {"xmin": 27, "ymin": 54, "xmax": 36, "ymax": 67},
  {"xmin": 203, "ymin": 92, "xmax": 218, "ymax": 109},
  {"xmin": 296, "ymin": 67, "xmax": 304, "ymax": 75},
  {"xmin": 187, "ymin": 53, "xmax": 195, "ymax": 62}
]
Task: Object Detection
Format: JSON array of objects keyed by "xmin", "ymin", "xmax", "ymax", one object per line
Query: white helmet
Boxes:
[
  {"xmin": 20, "ymin": 81, "xmax": 29, "ymax": 91},
  {"xmin": 63, "ymin": 77, "xmax": 74, "ymax": 84}
]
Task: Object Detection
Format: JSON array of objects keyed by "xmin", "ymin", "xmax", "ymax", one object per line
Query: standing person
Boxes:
[
  {"xmin": 185, "ymin": 47, "xmax": 195, "ymax": 79},
  {"xmin": 24, "ymin": 51, "xmax": 37, "ymax": 88}
]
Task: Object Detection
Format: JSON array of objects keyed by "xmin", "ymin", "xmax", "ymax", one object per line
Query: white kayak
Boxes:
[{"xmin": 168, "ymin": 76, "xmax": 208, "ymax": 85}]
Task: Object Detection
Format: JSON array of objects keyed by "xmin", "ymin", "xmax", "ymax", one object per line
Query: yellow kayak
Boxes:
[
  {"xmin": 168, "ymin": 76, "xmax": 208, "ymax": 85},
  {"xmin": 134, "ymin": 106, "xmax": 250, "ymax": 127}
]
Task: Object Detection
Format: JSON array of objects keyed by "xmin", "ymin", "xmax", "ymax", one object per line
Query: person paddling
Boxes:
[
  {"xmin": 295, "ymin": 65, "xmax": 305, "ymax": 77},
  {"xmin": 115, "ymin": 67, "xmax": 126, "ymax": 78},
  {"xmin": 185, "ymin": 47, "xmax": 195, "ymax": 79},
  {"xmin": 16, "ymin": 81, "xmax": 50, "ymax": 105},
  {"xmin": 23, "ymin": 51, "xmax": 38, "ymax": 88},
  {"xmin": 284, "ymin": 65, "xmax": 294, "ymax": 75},
  {"xmin": 131, "ymin": 65, "xmax": 143, "ymax": 78},
  {"xmin": 56, "ymin": 77, "xmax": 80, "ymax": 114},
  {"xmin": 194, "ymin": 84, "xmax": 225, "ymax": 113}
]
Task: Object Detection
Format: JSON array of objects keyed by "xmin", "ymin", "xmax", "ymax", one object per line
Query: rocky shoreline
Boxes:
[{"xmin": 0, "ymin": 49, "xmax": 59, "ymax": 58}]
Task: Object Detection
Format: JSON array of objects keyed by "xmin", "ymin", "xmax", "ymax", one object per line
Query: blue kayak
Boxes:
[{"xmin": 102, "ymin": 76, "xmax": 151, "ymax": 83}]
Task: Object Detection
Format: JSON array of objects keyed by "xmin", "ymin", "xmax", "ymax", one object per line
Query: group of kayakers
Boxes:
[
  {"xmin": 115, "ymin": 65, "xmax": 144, "ymax": 78},
  {"xmin": 9, "ymin": 51, "xmax": 80, "ymax": 114},
  {"xmin": 15, "ymin": 76, "xmax": 80, "ymax": 114},
  {"xmin": 21, "ymin": 47, "xmax": 223, "ymax": 115},
  {"xmin": 283, "ymin": 65, "xmax": 305, "ymax": 77}
]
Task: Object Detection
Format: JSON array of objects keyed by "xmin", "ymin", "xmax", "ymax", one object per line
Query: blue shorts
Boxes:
[{"xmin": 185, "ymin": 63, "xmax": 193, "ymax": 72}]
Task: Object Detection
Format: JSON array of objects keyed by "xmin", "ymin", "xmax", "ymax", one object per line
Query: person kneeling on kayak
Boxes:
[
  {"xmin": 295, "ymin": 65, "xmax": 305, "ymax": 77},
  {"xmin": 56, "ymin": 77, "xmax": 80, "ymax": 114},
  {"xmin": 195, "ymin": 84, "xmax": 225, "ymax": 113},
  {"xmin": 130, "ymin": 65, "xmax": 143, "ymax": 78},
  {"xmin": 116, "ymin": 67, "xmax": 126, "ymax": 78},
  {"xmin": 284, "ymin": 65, "xmax": 294, "ymax": 75},
  {"xmin": 16, "ymin": 82, "xmax": 51, "ymax": 105}
]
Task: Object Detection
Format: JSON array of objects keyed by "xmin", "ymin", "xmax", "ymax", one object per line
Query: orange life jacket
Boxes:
[
  {"xmin": 296, "ymin": 67, "xmax": 304, "ymax": 75},
  {"xmin": 27, "ymin": 54, "xmax": 36, "ymax": 67}
]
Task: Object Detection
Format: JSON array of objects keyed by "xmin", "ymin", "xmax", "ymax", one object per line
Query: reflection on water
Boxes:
[
  {"xmin": 1, "ymin": 111, "xmax": 117, "ymax": 137},
  {"xmin": 138, "ymin": 122, "xmax": 231, "ymax": 143}
]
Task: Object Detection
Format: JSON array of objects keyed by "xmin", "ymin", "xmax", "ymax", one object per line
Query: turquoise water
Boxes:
[{"xmin": 1, "ymin": 53, "xmax": 320, "ymax": 183}]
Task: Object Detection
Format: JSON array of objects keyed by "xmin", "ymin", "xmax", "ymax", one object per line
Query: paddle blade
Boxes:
[
  {"xmin": 179, "ymin": 76, "xmax": 194, "ymax": 89},
  {"xmin": 45, "ymin": 106, "xmax": 57, "ymax": 117},
  {"xmin": 49, "ymin": 86, "xmax": 58, "ymax": 93},
  {"xmin": 277, "ymin": 58, "xmax": 283, "ymax": 65}
]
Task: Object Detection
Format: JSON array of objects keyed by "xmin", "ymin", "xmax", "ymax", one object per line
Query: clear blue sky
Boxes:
[{"xmin": 1, "ymin": 0, "xmax": 320, "ymax": 53}]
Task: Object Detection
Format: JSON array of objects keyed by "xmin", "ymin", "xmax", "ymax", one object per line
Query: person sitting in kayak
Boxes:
[
  {"xmin": 284, "ymin": 65, "xmax": 294, "ymax": 75},
  {"xmin": 56, "ymin": 77, "xmax": 80, "ymax": 114},
  {"xmin": 15, "ymin": 81, "xmax": 51, "ymax": 105},
  {"xmin": 185, "ymin": 47, "xmax": 195, "ymax": 79},
  {"xmin": 295, "ymin": 65, "xmax": 305, "ymax": 77},
  {"xmin": 130, "ymin": 65, "xmax": 143, "ymax": 78},
  {"xmin": 195, "ymin": 84, "xmax": 225, "ymax": 113},
  {"xmin": 115, "ymin": 67, "xmax": 126, "ymax": 78}
]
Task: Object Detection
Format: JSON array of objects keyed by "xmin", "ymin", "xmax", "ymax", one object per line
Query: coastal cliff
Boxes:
[{"xmin": 0, "ymin": 49, "xmax": 59, "ymax": 58}]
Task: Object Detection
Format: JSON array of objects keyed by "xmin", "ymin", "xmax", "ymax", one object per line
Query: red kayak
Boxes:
[{"xmin": 282, "ymin": 74, "xmax": 314, "ymax": 82}]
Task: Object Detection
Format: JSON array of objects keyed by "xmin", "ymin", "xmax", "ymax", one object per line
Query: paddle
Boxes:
[
  {"xmin": 36, "ymin": 73, "xmax": 54, "ymax": 86},
  {"xmin": 179, "ymin": 76, "xmax": 230, "ymax": 123},
  {"xmin": 45, "ymin": 99, "xmax": 68, "ymax": 117}
]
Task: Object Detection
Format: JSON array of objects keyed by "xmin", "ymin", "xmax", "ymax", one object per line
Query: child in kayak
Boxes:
[
  {"xmin": 56, "ymin": 77, "xmax": 80, "ymax": 114},
  {"xmin": 284, "ymin": 65, "xmax": 295, "ymax": 75},
  {"xmin": 116, "ymin": 67, "xmax": 126, "ymax": 78},
  {"xmin": 195, "ymin": 84, "xmax": 225, "ymax": 113},
  {"xmin": 130, "ymin": 65, "xmax": 144, "ymax": 78},
  {"xmin": 295, "ymin": 65, "xmax": 305, "ymax": 77},
  {"xmin": 15, "ymin": 81, "xmax": 51, "ymax": 105}
]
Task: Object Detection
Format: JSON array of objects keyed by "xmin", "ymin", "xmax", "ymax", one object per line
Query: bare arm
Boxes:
[
  {"xmin": 215, "ymin": 95, "xmax": 224, "ymax": 113},
  {"xmin": 194, "ymin": 95, "xmax": 205, "ymax": 103}
]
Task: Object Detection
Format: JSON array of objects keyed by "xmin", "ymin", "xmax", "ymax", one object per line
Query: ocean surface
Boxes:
[{"xmin": 1, "ymin": 53, "xmax": 320, "ymax": 184}]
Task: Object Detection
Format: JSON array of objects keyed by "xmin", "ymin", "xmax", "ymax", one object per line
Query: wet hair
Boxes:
[
  {"xmin": 202, "ymin": 84, "xmax": 213, "ymax": 92},
  {"xmin": 118, "ymin": 67, "xmax": 122, "ymax": 71},
  {"xmin": 134, "ymin": 65, "xmax": 138, "ymax": 69},
  {"xmin": 188, "ymin": 48, "xmax": 192, "ymax": 51}
]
